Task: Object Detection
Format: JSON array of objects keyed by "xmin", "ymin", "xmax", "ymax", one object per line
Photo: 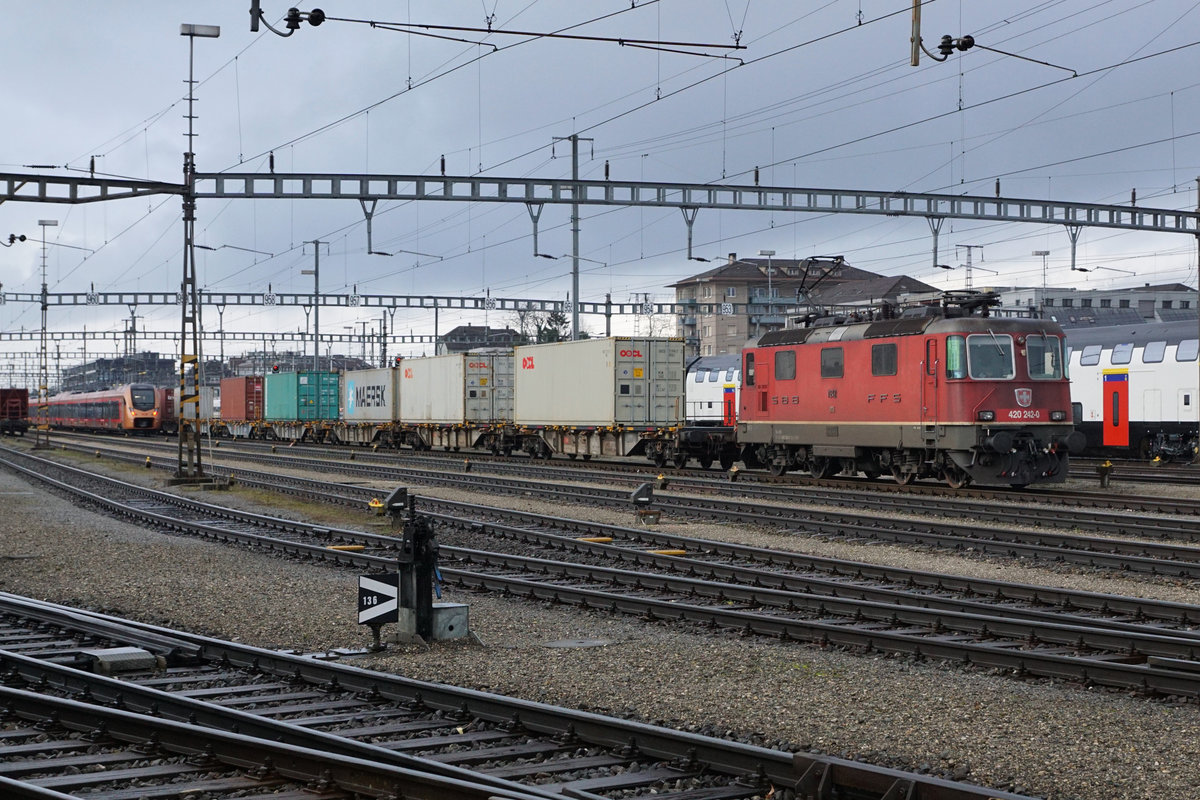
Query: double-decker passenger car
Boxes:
[
  {"xmin": 737, "ymin": 294, "xmax": 1084, "ymax": 487},
  {"xmin": 46, "ymin": 383, "xmax": 173, "ymax": 433},
  {"xmin": 1065, "ymin": 319, "xmax": 1198, "ymax": 459}
]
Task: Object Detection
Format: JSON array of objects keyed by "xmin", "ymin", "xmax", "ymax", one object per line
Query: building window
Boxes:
[
  {"xmin": 1163, "ymin": 300, "xmax": 1173, "ymax": 309},
  {"xmin": 1061, "ymin": 298, "xmax": 1074, "ymax": 307},
  {"xmin": 725, "ymin": 287, "xmax": 736, "ymax": 297},
  {"xmin": 1081, "ymin": 299, "xmax": 1092, "ymax": 308},
  {"xmin": 702, "ymin": 325, "xmax": 711, "ymax": 338},
  {"xmin": 1100, "ymin": 299, "xmax": 1111, "ymax": 308},
  {"xmin": 702, "ymin": 285, "xmax": 712, "ymax": 298},
  {"xmin": 1045, "ymin": 299, "xmax": 1054, "ymax": 307},
  {"xmin": 1183, "ymin": 301, "xmax": 1191, "ymax": 309},
  {"xmin": 1119, "ymin": 299, "xmax": 1131, "ymax": 308}
]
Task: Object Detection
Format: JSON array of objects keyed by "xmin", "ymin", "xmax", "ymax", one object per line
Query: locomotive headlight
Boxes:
[
  {"xmin": 977, "ymin": 410, "xmax": 995, "ymax": 422},
  {"xmin": 1050, "ymin": 410, "xmax": 1066, "ymax": 421}
]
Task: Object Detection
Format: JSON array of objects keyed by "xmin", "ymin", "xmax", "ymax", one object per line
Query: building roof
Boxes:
[{"xmin": 808, "ymin": 274, "xmax": 939, "ymax": 306}]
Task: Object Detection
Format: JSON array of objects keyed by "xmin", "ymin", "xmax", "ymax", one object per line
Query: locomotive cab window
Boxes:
[
  {"xmin": 1025, "ymin": 334, "xmax": 1064, "ymax": 380},
  {"xmin": 871, "ymin": 343, "xmax": 897, "ymax": 376},
  {"xmin": 945, "ymin": 336, "xmax": 966, "ymax": 379},
  {"xmin": 820, "ymin": 347, "xmax": 844, "ymax": 378},
  {"xmin": 744, "ymin": 354, "xmax": 755, "ymax": 386},
  {"xmin": 966, "ymin": 334, "xmax": 1015, "ymax": 380},
  {"xmin": 775, "ymin": 350, "xmax": 797, "ymax": 380},
  {"xmin": 129, "ymin": 386, "xmax": 156, "ymax": 410}
]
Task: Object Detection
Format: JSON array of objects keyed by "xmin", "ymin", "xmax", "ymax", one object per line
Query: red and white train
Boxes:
[
  {"xmin": 734, "ymin": 301, "xmax": 1083, "ymax": 487},
  {"xmin": 46, "ymin": 383, "xmax": 175, "ymax": 434}
]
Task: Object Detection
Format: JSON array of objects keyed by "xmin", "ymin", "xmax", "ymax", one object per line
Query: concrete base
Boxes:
[{"xmin": 389, "ymin": 603, "xmax": 470, "ymax": 643}]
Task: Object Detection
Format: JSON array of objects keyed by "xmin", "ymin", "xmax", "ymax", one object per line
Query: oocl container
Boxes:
[
  {"xmin": 342, "ymin": 367, "xmax": 401, "ymax": 424},
  {"xmin": 514, "ymin": 337, "xmax": 684, "ymax": 427},
  {"xmin": 265, "ymin": 370, "xmax": 339, "ymax": 421},
  {"xmin": 399, "ymin": 353, "xmax": 513, "ymax": 424}
]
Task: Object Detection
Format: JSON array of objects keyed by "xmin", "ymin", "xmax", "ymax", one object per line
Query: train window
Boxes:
[
  {"xmin": 744, "ymin": 354, "xmax": 755, "ymax": 386},
  {"xmin": 694, "ymin": 370, "xmax": 706, "ymax": 383},
  {"xmin": 725, "ymin": 369, "xmax": 736, "ymax": 382},
  {"xmin": 1110, "ymin": 343, "xmax": 1134, "ymax": 365},
  {"xmin": 1026, "ymin": 335, "xmax": 1064, "ymax": 380},
  {"xmin": 708, "ymin": 371, "xmax": 719, "ymax": 382},
  {"xmin": 820, "ymin": 347, "xmax": 843, "ymax": 378},
  {"xmin": 966, "ymin": 334, "xmax": 1015, "ymax": 379},
  {"xmin": 1078, "ymin": 345, "xmax": 1102, "ymax": 367},
  {"xmin": 775, "ymin": 350, "xmax": 797, "ymax": 380},
  {"xmin": 945, "ymin": 336, "xmax": 966, "ymax": 379},
  {"xmin": 871, "ymin": 343, "xmax": 897, "ymax": 376},
  {"xmin": 1142, "ymin": 341, "xmax": 1166, "ymax": 364},
  {"xmin": 1176, "ymin": 339, "xmax": 1199, "ymax": 362}
]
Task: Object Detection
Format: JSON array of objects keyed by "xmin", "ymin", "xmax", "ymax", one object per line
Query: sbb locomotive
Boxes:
[{"xmin": 736, "ymin": 295, "xmax": 1084, "ymax": 487}]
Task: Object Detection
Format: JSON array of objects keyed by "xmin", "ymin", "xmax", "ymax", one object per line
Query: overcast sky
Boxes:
[{"xmin": 2, "ymin": 0, "xmax": 1198, "ymax": 371}]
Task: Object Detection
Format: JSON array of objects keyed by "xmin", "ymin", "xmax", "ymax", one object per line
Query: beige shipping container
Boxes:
[
  {"xmin": 399, "ymin": 353, "xmax": 513, "ymax": 424},
  {"xmin": 514, "ymin": 338, "xmax": 684, "ymax": 427}
]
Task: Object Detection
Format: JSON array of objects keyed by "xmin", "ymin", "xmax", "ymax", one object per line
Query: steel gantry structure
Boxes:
[{"xmin": 4, "ymin": 169, "xmax": 1199, "ymax": 474}]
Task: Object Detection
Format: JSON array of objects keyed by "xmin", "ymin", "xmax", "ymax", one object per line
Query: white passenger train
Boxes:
[
  {"xmin": 684, "ymin": 319, "xmax": 1199, "ymax": 461},
  {"xmin": 1063, "ymin": 319, "xmax": 1198, "ymax": 459}
]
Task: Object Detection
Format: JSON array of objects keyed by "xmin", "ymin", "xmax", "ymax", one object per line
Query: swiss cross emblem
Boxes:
[{"xmin": 1014, "ymin": 388, "xmax": 1032, "ymax": 408}]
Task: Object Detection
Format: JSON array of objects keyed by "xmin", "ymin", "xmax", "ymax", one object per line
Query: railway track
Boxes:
[
  {"xmin": 50, "ymin": 437, "xmax": 1200, "ymax": 578},
  {"xmin": 5, "ymin": 444, "xmax": 1200, "ymax": 698},
  {"xmin": 0, "ymin": 593, "xmax": 1034, "ymax": 800}
]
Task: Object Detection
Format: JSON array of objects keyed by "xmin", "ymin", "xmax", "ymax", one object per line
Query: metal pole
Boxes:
[
  {"xmin": 570, "ymin": 134, "xmax": 580, "ymax": 341},
  {"xmin": 34, "ymin": 219, "xmax": 56, "ymax": 450},
  {"xmin": 302, "ymin": 242, "xmax": 321, "ymax": 371}
]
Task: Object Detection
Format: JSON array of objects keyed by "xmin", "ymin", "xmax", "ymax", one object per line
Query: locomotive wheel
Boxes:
[
  {"xmin": 810, "ymin": 457, "xmax": 837, "ymax": 479},
  {"xmin": 942, "ymin": 465, "xmax": 971, "ymax": 489},
  {"xmin": 699, "ymin": 455, "xmax": 714, "ymax": 470},
  {"xmin": 890, "ymin": 466, "xmax": 915, "ymax": 486}
]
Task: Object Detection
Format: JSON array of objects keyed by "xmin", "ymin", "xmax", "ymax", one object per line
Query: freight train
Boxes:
[
  {"xmin": 1064, "ymin": 318, "xmax": 1198, "ymax": 460},
  {"xmin": 199, "ymin": 294, "xmax": 1081, "ymax": 488},
  {"xmin": 45, "ymin": 383, "xmax": 175, "ymax": 434},
  {"xmin": 0, "ymin": 388, "xmax": 30, "ymax": 436}
]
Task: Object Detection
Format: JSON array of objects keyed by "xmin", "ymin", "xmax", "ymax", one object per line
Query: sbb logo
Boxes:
[
  {"xmin": 619, "ymin": 349, "xmax": 643, "ymax": 358},
  {"xmin": 521, "ymin": 357, "xmax": 535, "ymax": 370}
]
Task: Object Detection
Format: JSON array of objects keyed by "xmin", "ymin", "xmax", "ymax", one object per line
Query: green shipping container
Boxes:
[{"xmin": 264, "ymin": 371, "xmax": 340, "ymax": 421}]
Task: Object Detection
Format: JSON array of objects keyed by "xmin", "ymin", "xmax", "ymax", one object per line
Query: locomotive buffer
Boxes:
[{"xmin": 358, "ymin": 486, "xmax": 469, "ymax": 649}]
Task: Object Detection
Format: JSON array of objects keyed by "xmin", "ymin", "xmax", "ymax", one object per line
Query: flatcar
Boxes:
[
  {"xmin": 1064, "ymin": 319, "xmax": 1198, "ymax": 459},
  {"xmin": 737, "ymin": 294, "xmax": 1084, "ymax": 487},
  {"xmin": 47, "ymin": 383, "xmax": 174, "ymax": 434}
]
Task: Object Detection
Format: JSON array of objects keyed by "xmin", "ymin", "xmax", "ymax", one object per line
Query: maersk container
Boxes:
[
  {"xmin": 265, "ymin": 371, "xmax": 339, "ymax": 421},
  {"xmin": 514, "ymin": 337, "xmax": 685, "ymax": 427},
  {"xmin": 342, "ymin": 367, "xmax": 401, "ymax": 424},
  {"xmin": 399, "ymin": 353, "xmax": 514, "ymax": 424},
  {"xmin": 219, "ymin": 376, "xmax": 263, "ymax": 421}
]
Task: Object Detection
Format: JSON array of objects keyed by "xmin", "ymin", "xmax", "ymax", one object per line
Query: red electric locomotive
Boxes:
[
  {"xmin": 46, "ymin": 383, "xmax": 174, "ymax": 434},
  {"xmin": 737, "ymin": 293, "xmax": 1085, "ymax": 488}
]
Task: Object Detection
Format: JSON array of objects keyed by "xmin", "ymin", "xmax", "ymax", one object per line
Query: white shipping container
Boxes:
[
  {"xmin": 513, "ymin": 338, "xmax": 685, "ymax": 427},
  {"xmin": 172, "ymin": 386, "xmax": 219, "ymax": 419},
  {"xmin": 400, "ymin": 354, "xmax": 514, "ymax": 424},
  {"xmin": 342, "ymin": 367, "xmax": 401, "ymax": 423}
]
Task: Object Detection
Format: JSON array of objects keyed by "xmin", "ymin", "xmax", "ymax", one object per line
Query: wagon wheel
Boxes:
[
  {"xmin": 699, "ymin": 455, "xmax": 714, "ymax": 470},
  {"xmin": 768, "ymin": 461, "xmax": 789, "ymax": 477},
  {"xmin": 810, "ymin": 457, "xmax": 837, "ymax": 480},
  {"xmin": 890, "ymin": 466, "xmax": 915, "ymax": 486},
  {"xmin": 568, "ymin": 453, "xmax": 578, "ymax": 460},
  {"xmin": 653, "ymin": 451, "xmax": 667, "ymax": 468},
  {"xmin": 582, "ymin": 454, "xmax": 592, "ymax": 461},
  {"xmin": 942, "ymin": 464, "xmax": 971, "ymax": 489},
  {"xmin": 719, "ymin": 452, "xmax": 735, "ymax": 471},
  {"xmin": 673, "ymin": 451, "xmax": 689, "ymax": 469}
]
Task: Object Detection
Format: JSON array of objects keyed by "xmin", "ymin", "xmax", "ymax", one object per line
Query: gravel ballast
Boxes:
[{"xmin": 1, "ymin": 446, "xmax": 1198, "ymax": 800}]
